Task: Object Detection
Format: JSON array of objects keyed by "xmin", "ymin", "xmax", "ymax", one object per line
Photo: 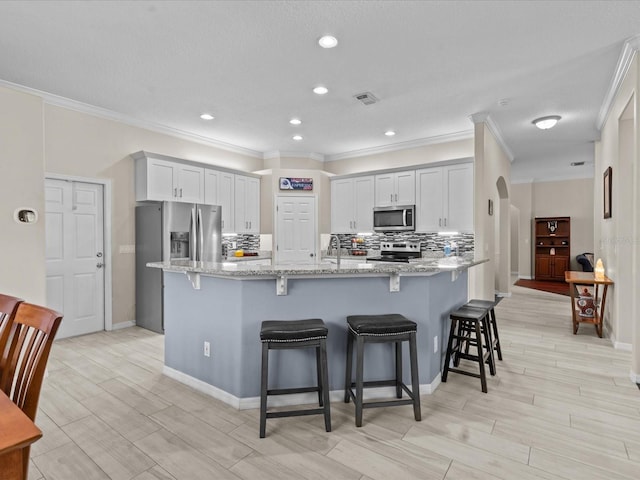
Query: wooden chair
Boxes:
[
  {"xmin": 0, "ymin": 294, "xmax": 24, "ymax": 376},
  {"xmin": 0, "ymin": 302, "xmax": 63, "ymax": 480}
]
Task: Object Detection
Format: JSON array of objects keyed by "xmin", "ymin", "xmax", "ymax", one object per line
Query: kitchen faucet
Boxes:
[{"xmin": 330, "ymin": 234, "xmax": 341, "ymax": 268}]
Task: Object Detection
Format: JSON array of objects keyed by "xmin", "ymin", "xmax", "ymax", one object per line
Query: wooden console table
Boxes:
[
  {"xmin": 0, "ymin": 391, "xmax": 42, "ymax": 479},
  {"xmin": 565, "ymin": 271, "xmax": 613, "ymax": 338}
]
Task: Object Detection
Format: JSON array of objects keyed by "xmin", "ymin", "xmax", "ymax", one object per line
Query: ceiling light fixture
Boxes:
[
  {"xmin": 318, "ymin": 35, "xmax": 338, "ymax": 49},
  {"xmin": 200, "ymin": 113, "xmax": 214, "ymax": 120},
  {"xmin": 532, "ymin": 115, "xmax": 561, "ymax": 130},
  {"xmin": 313, "ymin": 86, "xmax": 328, "ymax": 95},
  {"xmin": 384, "ymin": 130, "xmax": 396, "ymax": 137},
  {"xmin": 289, "ymin": 118, "xmax": 302, "ymax": 125},
  {"xmin": 292, "ymin": 135, "xmax": 303, "ymax": 141}
]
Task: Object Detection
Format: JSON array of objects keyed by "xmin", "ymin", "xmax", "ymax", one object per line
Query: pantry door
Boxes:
[
  {"xmin": 275, "ymin": 196, "xmax": 317, "ymax": 264},
  {"xmin": 45, "ymin": 178, "xmax": 105, "ymax": 338}
]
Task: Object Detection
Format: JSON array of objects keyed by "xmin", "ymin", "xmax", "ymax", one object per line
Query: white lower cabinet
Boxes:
[
  {"xmin": 416, "ymin": 163, "xmax": 473, "ymax": 233},
  {"xmin": 331, "ymin": 175, "xmax": 374, "ymax": 233}
]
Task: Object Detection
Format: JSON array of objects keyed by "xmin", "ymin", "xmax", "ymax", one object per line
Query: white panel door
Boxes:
[
  {"xmin": 218, "ymin": 172, "xmax": 235, "ymax": 233},
  {"xmin": 45, "ymin": 179, "xmax": 105, "ymax": 339},
  {"xmin": 276, "ymin": 196, "xmax": 316, "ymax": 264},
  {"xmin": 176, "ymin": 164, "xmax": 204, "ymax": 203},
  {"xmin": 330, "ymin": 178, "xmax": 355, "ymax": 233},
  {"xmin": 353, "ymin": 175, "xmax": 374, "ymax": 232},
  {"xmin": 374, "ymin": 173, "xmax": 395, "ymax": 207},
  {"xmin": 395, "ymin": 170, "xmax": 416, "ymax": 205},
  {"xmin": 445, "ymin": 163, "xmax": 474, "ymax": 232},
  {"xmin": 415, "ymin": 167, "xmax": 444, "ymax": 232},
  {"xmin": 146, "ymin": 158, "xmax": 177, "ymax": 201},
  {"xmin": 203, "ymin": 169, "xmax": 219, "ymax": 205}
]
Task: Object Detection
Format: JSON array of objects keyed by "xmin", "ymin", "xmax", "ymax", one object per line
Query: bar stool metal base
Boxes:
[
  {"xmin": 344, "ymin": 314, "xmax": 421, "ymax": 427},
  {"xmin": 259, "ymin": 319, "xmax": 331, "ymax": 438}
]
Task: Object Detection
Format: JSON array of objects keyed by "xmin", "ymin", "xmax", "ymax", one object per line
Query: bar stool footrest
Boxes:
[
  {"xmin": 267, "ymin": 386, "xmax": 320, "ymax": 396},
  {"xmin": 266, "ymin": 408, "xmax": 325, "ymax": 419}
]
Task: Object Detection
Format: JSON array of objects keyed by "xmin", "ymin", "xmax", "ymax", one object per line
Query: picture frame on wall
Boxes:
[{"xmin": 603, "ymin": 166, "xmax": 612, "ymax": 219}]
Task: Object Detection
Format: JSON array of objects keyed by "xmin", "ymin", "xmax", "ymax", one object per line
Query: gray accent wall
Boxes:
[{"xmin": 163, "ymin": 270, "xmax": 468, "ymax": 399}]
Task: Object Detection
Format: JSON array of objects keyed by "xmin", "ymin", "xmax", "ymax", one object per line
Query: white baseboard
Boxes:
[
  {"xmin": 613, "ymin": 341, "xmax": 633, "ymax": 351},
  {"xmin": 496, "ymin": 291, "xmax": 512, "ymax": 298},
  {"xmin": 109, "ymin": 320, "xmax": 136, "ymax": 331},
  {"xmin": 518, "ymin": 275, "xmax": 532, "ymax": 280},
  {"xmin": 629, "ymin": 370, "xmax": 640, "ymax": 384},
  {"xmin": 163, "ymin": 366, "xmax": 441, "ymax": 411}
]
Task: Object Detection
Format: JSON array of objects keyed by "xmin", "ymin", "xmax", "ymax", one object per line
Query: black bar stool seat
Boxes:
[
  {"xmin": 465, "ymin": 298, "xmax": 503, "ymax": 361},
  {"xmin": 442, "ymin": 306, "xmax": 495, "ymax": 393},
  {"xmin": 344, "ymin": 314, "xmax": 421, "ymax": 427},
  {"xmin": 259, "ymin": 319, "xmax": 331, "ymax": 438}
]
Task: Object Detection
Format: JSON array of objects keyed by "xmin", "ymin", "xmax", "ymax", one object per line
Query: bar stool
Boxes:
[
  {"xmin": 344, "ymin": 314, "xmax": 421, "ymax": 427},
  {"xmin": 259, "ymin": 319, "xmax": 331, "ymax": 438},
  {"xmin": 465, "ymin": 298, "xmax": 503, "ymax": 361},
  {"xmin": 442, "ymin": 306, "xmax": 495, "ymax": 393}
]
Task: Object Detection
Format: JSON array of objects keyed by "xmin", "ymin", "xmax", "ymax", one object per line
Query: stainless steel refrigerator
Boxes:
[{"xmin": 135, "ymin": 201, "xmax": 222, "ymax": 333}]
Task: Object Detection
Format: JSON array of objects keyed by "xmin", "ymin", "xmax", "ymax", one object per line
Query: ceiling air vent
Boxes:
[
  {"xmin": 570, "ymin": 161, "xmax": 585, "ymax": 166},
  {"xmin": 354, "ymin": 92, "xmax": 379, "ymax": 106}
]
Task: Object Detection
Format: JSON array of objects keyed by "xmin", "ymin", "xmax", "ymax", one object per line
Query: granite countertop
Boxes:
[{"xmin": 147, "ymin": 256, "xmax": 486, "ymax": 278}]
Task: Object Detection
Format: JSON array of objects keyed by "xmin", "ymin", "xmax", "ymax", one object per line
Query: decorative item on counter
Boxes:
[
  {"xmin": 547, "ymin": 220, "xmax": 558, "ymax": 234},
  {"xmin": 550, "ymin": 248, "xmax": 555, "ymax": 255},
  {"xmin": 234, "ymin": 249, "xmax": 244, "ymax": 257},
  {"xmin": 577, "ymin": 287, "xmax": 595, "ymax": 317},
  {"xmin": 443, "ymin": 243, "xmax": 451, "ymax": 257},
  {"xmin": 594, "ymin": 258, "xmax": 605, "ymax": 280}
]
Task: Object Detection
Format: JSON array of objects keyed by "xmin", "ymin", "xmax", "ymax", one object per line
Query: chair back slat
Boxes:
[
  {"xmin": 0, "ymin": 302, "xmax": 62, "ymax": 421},
  {"xmin": 0, "ymin": 294, "xmax": 24, "ymax": 373}
]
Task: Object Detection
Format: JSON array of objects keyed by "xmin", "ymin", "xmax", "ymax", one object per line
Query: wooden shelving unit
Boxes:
[{"xmin": 534, "ymin": 216, "xmax": 570, "ymax": 282}]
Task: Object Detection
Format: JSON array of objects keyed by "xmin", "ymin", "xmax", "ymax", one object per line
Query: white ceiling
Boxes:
[{"xmin": 1, "ymin": 1, "xmax": 639, "ymax": 183}]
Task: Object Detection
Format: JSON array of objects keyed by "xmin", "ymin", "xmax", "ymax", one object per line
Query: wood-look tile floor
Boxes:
[{"xmin": 28, "ymin": 285, "xmax": 640, "ymax": 479}]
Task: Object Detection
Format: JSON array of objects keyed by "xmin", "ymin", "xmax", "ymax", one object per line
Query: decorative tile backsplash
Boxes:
[
  {"xmin": 222, "ymin": 234, "xmax": 260, "ymax": 256},
  {"xmin": 329, "ymin": 232, "xmax": 474, "ymax": 255}
]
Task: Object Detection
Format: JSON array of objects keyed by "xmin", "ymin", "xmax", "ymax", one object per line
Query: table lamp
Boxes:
[{"xmin": 594, "ymin": 259, "xmax": 605, "ymax": 280}]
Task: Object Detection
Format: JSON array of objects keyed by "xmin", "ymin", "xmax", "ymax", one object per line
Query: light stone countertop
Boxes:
[{"xmin": 147, "ymin": 256, "xmax": 487, "ymax": 278}]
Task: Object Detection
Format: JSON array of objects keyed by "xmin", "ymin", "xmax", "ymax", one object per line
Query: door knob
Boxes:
[
  {"xmin": 96, "ymin": 263, "xmax": 104, "ymax": 269},
  {"xmin": 96, "ymin": 252, "xmax": 103, "ymax": 257},
  {"xmin": 310, "ymin": 253, "xmax": 314, "ymax": 257}
]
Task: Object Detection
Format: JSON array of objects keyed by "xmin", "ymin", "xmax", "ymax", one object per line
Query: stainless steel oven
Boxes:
[{"xmin": 373, "ymin": 205, "xmax": 415, "ymax": 232}]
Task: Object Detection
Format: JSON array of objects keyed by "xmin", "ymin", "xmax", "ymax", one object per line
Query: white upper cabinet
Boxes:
[
  {"xmin": 204, "ymin": 169, "xmax": 235, "ymax": 233},
  {"xmin": 374, "ymin": 171, "xmax": 415, "ymax": 207},
  {"xmin": 234, "ymin": 174, "xmax": 260, "ymax": 234},
  {"xmin": 415, "ymin": 163, "xmax": 473, "ymax": 233},
  {"xmin": 331, "ymin": 175, "xmax": 374, "ymax": 233},
  {"xmin": 135, "ymin": 156, "xmax": 204, "ymax": 203}
]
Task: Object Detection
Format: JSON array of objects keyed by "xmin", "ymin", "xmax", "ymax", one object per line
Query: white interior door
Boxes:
[
  {"xmin": 275, "ymin": 196, "xmax": 316, "ymax": 264},
  {"xmin": 45, "ymin": 179, "xmax": 105, "ymax": 338}
]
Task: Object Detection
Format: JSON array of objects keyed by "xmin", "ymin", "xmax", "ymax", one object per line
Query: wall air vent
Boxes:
[
  {"xmin": 570, "ymin": 161, "xmax": 585, "ymax": 166},
  {"xmin": 354, "ymin": 92, "xmax": 379, "ymax": 105}
]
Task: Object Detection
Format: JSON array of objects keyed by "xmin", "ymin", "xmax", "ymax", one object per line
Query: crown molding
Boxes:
[
  {"xmin": 469, "ymin": 111, "xmax": 515, "ymax": 163},
  {"xmin": 596, "ymin": 34, "xmax": 640, "ymax": 130},
  {"xmin": 325, "ymin": 130, "xmax": 473, "ymax": 162},
  {"xmin": 0, "ymin": 78, "xmax": 263, "ymax": 159}
]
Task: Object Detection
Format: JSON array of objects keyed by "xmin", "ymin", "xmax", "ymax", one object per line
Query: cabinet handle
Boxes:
[
  {"xmin": 353, "ymin": 221, "xmax": 357, "ymax": 229},
  {"xmin": 180, "ymin": 188, "xmax": 183, "ymax": 198},
  {"xmin": 444, "ymin": 218, "xmax": 447, "ymax": 226},
  {"xmin": 390, "ymin": 194, "xmax": 393, "ymax": 202},
  {"xmin": 174, "ymin": 187, "xmax": 178, "ymax": 197},
  {"xmin": 222, "ymin": 220, "xmax": 224, "ymax": 228},
  {"xmin": 395, "ymin": 193, "xmax": 398, "ymax": 202},
  {"xmin": 249, "ymin": 221, "xmax": 252, "ymax": 229},
  {"xmin": 439, "ymin": 218, "xmax": 441, "ymax": 227}
]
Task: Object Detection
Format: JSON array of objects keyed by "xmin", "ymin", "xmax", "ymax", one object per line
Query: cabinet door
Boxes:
[
  {"xmin": 552, "ymin": 256, "xmax": 569, "ymax": 280},
  {"xmin": 353, "ymin": 176, "xmax": 374, "ymax": 232},
  {"xmin": 204, "ymin": 169, "xmax": 219, "ymax": 205},
  {"xmin": 234, "ymin": 175, "xmax": 248, "ymax": 233},
  {"xmin": 535, "ymin": 255, "xmax": 552, "ymax": 280},
  {"xmin": 331, "ymin": 178, "xmax": 355, "ymax": 233},
  {"xmin": 176, "ymin": 165, "xmax": 204, "ymax": 203},
  {"xmin": 218, "ymin": 172, "xmax": 235, "ymax": 233},
  {"xmin": 245, "ymin": 176, "xmax": 260, "ymax": 233},
  {"xmin": 374, "ymin": 173, "xmax": 395, "ymax": 207},
  {"xmin": 415, "ymin": 167, "xmax": 443, "ymax": 232},
  {"xmin": 444, "ymin": 163, "xmax": 473, "ymax": 232},
  {"xmin": 395, "ymin": 170, "xmax": 415, "ymax": 205},
  {"xmin": 146, "ymin": 158, "xmax": 177, "ymax": 201}
]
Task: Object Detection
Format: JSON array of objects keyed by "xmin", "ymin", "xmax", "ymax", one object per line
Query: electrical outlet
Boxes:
[
  {"xmin": 433, "ymin": 336, "xmax": 438, "ymax": 353},
  {"xmin": 204, "ymin": 341, "xmax": 210, "ymax": 357}
]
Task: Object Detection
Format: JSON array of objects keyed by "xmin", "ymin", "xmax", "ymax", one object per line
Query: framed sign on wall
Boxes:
[{"xmin": 279, "ymin": 177, "xmax": 313, "ymax": 191}]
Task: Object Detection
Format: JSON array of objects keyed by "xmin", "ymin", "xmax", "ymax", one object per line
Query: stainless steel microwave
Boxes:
[{"xmin": 373, "ymin": 205, "xmax": 415, "ymax": 232}]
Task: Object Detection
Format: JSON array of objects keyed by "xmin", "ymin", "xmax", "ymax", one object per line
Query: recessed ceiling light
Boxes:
[
  {"xmin": 292, "ymin": 135, "xmax": 303, "ymax": 141},
  {"xmin": 289, "ymin": 118, "xmax": 302, "ymax": 125},
  {"xmin": 313, "ymin": 86, "xmax": 328, "ymax": 95},
  {"xmin": 318, "ymin": 35, "xmax": 338, "ymax": 48},
  {"xmin": 200, "ymin": 113, "xmax": 214, "ymax": 120},
  {"xmin": 384, "ymin": 130, "xmax": 396, "ymax": 137},
  {"xmin": 532, "ymin": 115, "xmax": 561, "ymax": 130}
]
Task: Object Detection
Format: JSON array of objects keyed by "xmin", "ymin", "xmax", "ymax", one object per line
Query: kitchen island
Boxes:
[{"xmin": 148, "ymin": 258, "xmax": 486, "ymax": 409}]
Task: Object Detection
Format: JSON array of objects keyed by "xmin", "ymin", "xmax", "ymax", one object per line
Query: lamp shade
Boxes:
[{"xmin": 594, "ymin": 258, "xmax": 605, "ymax": 280}]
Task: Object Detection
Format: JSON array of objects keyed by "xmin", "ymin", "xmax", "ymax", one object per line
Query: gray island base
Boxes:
[{"xmin": 150, "ymin": 259, "xmax": 484, "ymax": 409}]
